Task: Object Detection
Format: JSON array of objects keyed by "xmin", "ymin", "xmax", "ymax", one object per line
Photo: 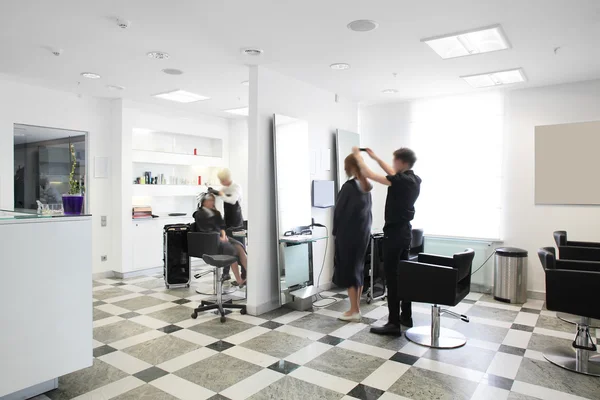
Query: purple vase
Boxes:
[{"xmin": 62, "ymin": 194, "xmax": 84, "ymax": 215}]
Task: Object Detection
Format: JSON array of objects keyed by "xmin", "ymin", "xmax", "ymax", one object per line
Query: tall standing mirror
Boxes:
[
  {"xmin": 273, "ymin": 114, "xmax": 320, "ymax": 307},
  {"xmin": 335, "ymin": 129, "xmax": 360, "ymax": 192}
]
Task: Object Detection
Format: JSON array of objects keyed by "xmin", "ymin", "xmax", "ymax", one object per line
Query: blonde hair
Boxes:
[
  {"xmin": 344, "ymin": 154, "xmax": 362, "ymax": 179},
  {"xmin": 217, "ymin": 168, "xmax": 231, "ymax": 182}
]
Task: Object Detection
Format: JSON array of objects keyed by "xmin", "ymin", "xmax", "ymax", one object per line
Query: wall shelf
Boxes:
[
  {"xmin": 132, "ymin": 149, "xmax": 223, "ymax": 167},
  {"xmin": 132, "ymin": 184, "xmax": 207, "ymax": 197}
]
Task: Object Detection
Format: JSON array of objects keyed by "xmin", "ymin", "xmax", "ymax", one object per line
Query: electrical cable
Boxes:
[
  {"xmin": 471, "ymin": 250, "xmax": 496, "ymax": 276},
  {"xmin": 311, "ymin": 224, "xmax": 339, "ymax": 308}
]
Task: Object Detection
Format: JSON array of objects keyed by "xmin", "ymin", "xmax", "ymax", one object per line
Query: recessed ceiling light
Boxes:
[
  {"xmin": 147, "ymin": 51, "xmax": 170, "ymax": 60},
  {"xmin": 241, "ymin": 80, "xmax": 249, "ymax": 86},
  {"xmin": 81, "ymin": 72, "xmax": 101, "ymax": 79},
  {"xmin": 162, "ymin": 68, "xmax": 183, "ymax": 75},
  {"xmin": 422, "ymin": 25, "xmax": 510, "ymax": 59},
  {"xmin": 330, "ymin": 63, "xmax": 350, "ymax": 70},
  {"xmin": 382, "ymin": 89, "xmax": 398, "ymax": 94},
  {"xmin": 107, "ymin": 85, "xmax": 125, "ymax": 91},
  {"xmin": 224, "ymin": 107, "xmax": 249, "ymax": 116},
  {"xmin": 347, "ymin": 20, "xmax": 379, "ymax": 32},
  {"xmin": 461, "ymin": 68, "xmax": 526, "ymax": 88},
  {"xmin": 241, "ymin": 48, "xmax": 263, "ymax": 56},
  {"xmin": 152, "ymin": 89, "xmax": 210, "ymax": 103}
]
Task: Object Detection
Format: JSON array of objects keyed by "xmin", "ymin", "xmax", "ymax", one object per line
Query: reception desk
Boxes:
[{"xmin": 0, "ymin": 211, "xmax": 92, "ymax": 399}]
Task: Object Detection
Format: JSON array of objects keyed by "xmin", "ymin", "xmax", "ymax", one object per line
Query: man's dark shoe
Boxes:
[
  {"xmin": 370, "ymin": 323, "xmax": 402, "ymax": 336},
  {"xmin": 400, "ymin": 314, "xmax": 413, "ymax": 328},
  {"xmin": 221, "ymin": 273, "xmax": 231, "ymax": 282}
]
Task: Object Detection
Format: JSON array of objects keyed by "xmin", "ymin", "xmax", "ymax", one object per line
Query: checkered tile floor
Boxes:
[{"xmin": 36, "ymin": 275, "xmax": 600, "ymax": 400}]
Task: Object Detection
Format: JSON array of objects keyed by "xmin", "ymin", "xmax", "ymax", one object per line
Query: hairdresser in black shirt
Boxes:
[{"xmin": 353, "ymin": 146, "xmax": 421, "ymax": 336}]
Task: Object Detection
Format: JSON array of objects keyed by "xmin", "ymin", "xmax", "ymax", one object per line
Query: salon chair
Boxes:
[
  {"xmin": 537, "ymin": 247, "xmax": 600, "ymax": 376},
  {"xmin": 553, "ymin": 230, "xmax": 600, "ymax": 248},
  {"xmin": 409, "ymin": 228, "xmax": 425, "ymax": 261},
  {"xmin": 399, "ymin": 249, "xmax": 475, "ymax": 349},
  {"xmin": 187, "ymin": 232, "xmax": 247, "ymax": 322}
]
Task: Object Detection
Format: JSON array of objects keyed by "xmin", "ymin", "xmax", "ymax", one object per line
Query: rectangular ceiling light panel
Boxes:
[
  {"xmin": 422, "ymin": 25, "xmax": 510, "ymax": 59},
  {"xmin": 461, "ymin": 68, "xmax": 526, "ymax": 88},
  {"xmin": 224, "ymin": 107, "xmax": 249, "ymax": 116},
  {"xmin": 153, "ymin": 89, "xmax": 210, "ymax": 103}
]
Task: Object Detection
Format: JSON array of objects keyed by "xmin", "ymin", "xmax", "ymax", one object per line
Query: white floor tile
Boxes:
[
  {"xmin": 158, "ymin": 347, "xmax": 218, "ymax": 373},
  {"xmin": 522, "ymin": 299, "xmax": 545, "ymax": 310},
  {"xmin": 171, "ymin": 328, "xmax": 218, "ymax": 346},
  {"xmin": 337, "ymin": 340, "xmax": 396, "ymax": 360},
  {"xmin": 290, "ymin": 366, "xmax": 357, "ymax": 394},
  {"xmin": 148, "ymin": 292, "xmax": 180, "ymax": 301},
  {"xmin": 284, "ymin": 342, "xmax": 333, "ymax": 365},
  {"xmin": 465, "ymin": 292, "xmax": 484, "ymax": 301},
  {"xmin": 361, "ymin": 360, "xmax": 410, "ymax": 391},
  {"xmin": 176, "ymin": 313, "xmax": 218, "ymax": 328},
  {"xmin": 124, "ymin": 276, "xmax": 156, "ymax": 284},
  {"xmin": 95, "ymin": 278, "xmax": 121, "ymax": 285},
  {"xmin": 151, "ymin": 373, "xmax": 215, "ymax": 400},
  {"xmin": 95, "ymin": 303, "xmax": 131, "ymax": 316},
  {"xmin": 379, "ymin": 393, "xmax": 413, "ymax": 400},
  {"xmin": 486, "ymin": 352, "xmax": 523, "ymax": 379},
  {"xmin": 470, "ymin": 383, "xmax": 510, "ymax": 400},
  {"xmin": 93, "ymin": 316, "xmax": 124, "ymax": 328},
  {"xmin": 129, "ymin": 315, "xmax": 170, "ymax": 329},
  {"xmin": 227, "ymin": 314, "xmax": 268, "ymax": 326},
  {"xmin": 414, "ymin": 358, "xmax": 484, "ymax": 383},
  {"xmin": 514, "ymin": 312, "xmax": 539, "ymax": 327},
  {"xmin": 449, "ymin": 302, "xmax": 474, "ymax": 315},
  {"xmin": 475, "ymin": 301, "xmax": 521, "ymax": 312},
  {"xmin": 92, "ymin": 339, "xmax": 104, "ymax": 348},
  {"xmin": 272, "ymin": 311, "xmax": 310, "ymax": 324},
  {"xmin": 329, "ymin": 322, "xmax": 368, "ymax": 339},
  {"xmin": 363, "ymin": 306, "xmax": 389, "ymax": 320},
  {"xmin": 533, "ymin": 327, "xmax": 574, "ymax": 340},
  {"xmin": 136, "ymin": 302, "xmax": 177, "ymax": 315},
  {"xmin": 224, "ymin": 345, "xmax": 280, "ymax": 367},
  {"xmin": 99, "ymin": 351, "xmax": 152, "ymax": 374},
  {"xmin": 110, "ymin": 330, "xmax": 165, "ymax": 350},
  {"xmin": 470, "ymin": 316, "xmax": 513, "ymax": 329},
  {"xmin": 92, "ymin": 285, "xmax": 113, "ymax": 292},
  {"xmin": 103, "ymin": 292, "xmax": 143, "ymax": 304},
  {"xmin": 275, "ymin": 324, "xmax": 325, "ymax": 341},
  {"xmin": 71, "ymin": 376, "xmax": 144, "ymax": 400},
  {"xmin": 221, "ymin": 368, "xmax": 284, "ymax": 400},
  {"xmin": 511, "ymin": 380, "xmax": 590, "ymax": 400},
  {"xmin": 468, "ymin": 338, "xmax": 501, "ymax": 351},
  {"xmin": 502, "ymin": 330, "xmax": 532, "ymax": 348},
  {"xmin": 398, "ymin": 342, "xmax": 430, "ymax": 357},
  {"xmin": 226, "ymin": 326, "xmax": 270, "ymax": 345},
  {"xmin": 540, "ymin": 310, "xmax": 557, "ymax": 318},
  {"xmin": 120, "ymin": 284, "xmax": 148, "ymax": 293}
]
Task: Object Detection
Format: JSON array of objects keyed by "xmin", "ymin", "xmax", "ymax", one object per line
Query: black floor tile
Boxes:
[
  {"xmin": 93, "ymin": 300, "xmax": 106, "ymax": 306},
  {"xmin": 133, "ymin": 366, "xmax": 169, "ymax": 383},
  {"xmin": 260, "ymin": 320, "xmax": 284, "ymax": 330},
  {"xmin": 268, "ymin": 360, "xmax": 301, "ymax": 375},
  {"xmin": 347, "ymin": 384, "xmax": 384, "ymax": 400},
  {"xmin": 498, "ymin": 344, "xmax": 526, "ymax": 356},
  {"xmin": 318, "ymin": 335, "xmax": 345, "ymax": 346},
  {"xmin": 511, "ymin": 324, "xmax": 535, "ymax": 332},
  {"xmin": 93, "ymin": 345, "xmax": 117, "ymax": 358},
  {"xmin": 173, "ymin": 298, "xmax": 191, "ymax": 305},
  {"xmin": 206, "ymin": 340, "xmax": 235, "ymax": 352},
  {"xmin": 521, "ymin": 308, "xmax": 541, "ymax": 315},
  {"xmin": 483, "ymin": 373, "xmax": 514, "ymax": 391},
  {"xmin": 158, "ymin": 324, "xmax": 184, "ymax": 334},
  {"xmin": 119, "ymin": 312, "xmax": 140, "ymax": 319},
  {"xmin": 390, "ymin": 352, "xmax": 419, "ymax": 365}
]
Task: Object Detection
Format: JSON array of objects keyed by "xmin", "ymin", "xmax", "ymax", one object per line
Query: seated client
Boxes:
[{"xmin": 193, "ymin": 193, "xmax": 247, "ymax": 286}]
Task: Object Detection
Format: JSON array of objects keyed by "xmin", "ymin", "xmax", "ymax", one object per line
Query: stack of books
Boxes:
[{"xmin": 132, "ymin": 206, "xmax": 153, "ymax": 219}]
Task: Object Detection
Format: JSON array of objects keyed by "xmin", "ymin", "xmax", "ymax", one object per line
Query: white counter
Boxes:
[{"xmin": 0, "ymin": 216, "xmax": 92, "ymax": 398}]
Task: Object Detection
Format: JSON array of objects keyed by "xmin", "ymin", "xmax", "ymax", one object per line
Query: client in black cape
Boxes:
[{"xmin": 332, "ymin": 154, "xmax": 373, "ymax": 322}]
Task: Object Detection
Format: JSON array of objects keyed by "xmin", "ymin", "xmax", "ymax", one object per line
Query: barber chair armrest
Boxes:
[
  {"xmin": 417, "ymin": 253, "xmax": 454, "ymax": 267},
  {"xmin": 545, "ymin": 268, "xmax": 600, "ymax": 319},
  {"xmin": 568, "ymin": 240, "xmax": 600, "ymax": 248},
  {"xmin": 559, "ymin": 246, "xmax": 600, "ymax": 262},
  {"xmin": 556, "ymin": 259, "xmax": 600, "ymax": 272},
  {"xmin": 398, "ymin": 260, "xmax": 459, "ymax": 305}
]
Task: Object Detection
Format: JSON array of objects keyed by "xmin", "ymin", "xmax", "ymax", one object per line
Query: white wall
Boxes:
[
  {"xmin": 360, "ymin": 79, "xmax": 600, "ymax": 294},
  {"xmin": 228, "ymin": 119, "xmax": 248, "ymax": 218},
  {"xmin": 0, "ymin": 77, "xmax": 113, "ymax": 274},
  {"xmin": 247, "ymin": 66, "xmax": 358, "ymax": 315}
]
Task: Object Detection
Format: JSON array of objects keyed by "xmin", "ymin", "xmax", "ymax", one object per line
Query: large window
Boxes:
[{"xmin": 410, "ymin": 93, "xmax": 503, "ymax": 239}]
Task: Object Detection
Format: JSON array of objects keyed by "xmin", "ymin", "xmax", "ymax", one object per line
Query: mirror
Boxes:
[
  {"xmin": 335, "ymin": 129, "xmax": 360, "ymax": 192},
  {"xmin": 273, "ymin": 114, "xmax": 313, "ymax": 305}
]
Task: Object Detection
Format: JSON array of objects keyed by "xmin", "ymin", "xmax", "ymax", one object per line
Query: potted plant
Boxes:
[{"xmin": 62, "ymin": 143, "xmax": 84, "ymax": 215}]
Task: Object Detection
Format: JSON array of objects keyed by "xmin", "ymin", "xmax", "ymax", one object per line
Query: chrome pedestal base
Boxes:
[
  {"xmin": 556, "ymin": 312, "xmax": 600, "ymax": 328},
  {"xmin": 406, "ymin": 326, "xmax": 467, "ymax": 349},
  {"xmin": 544, "ymin": 347, "xmax": 600, "ymax": 377}
]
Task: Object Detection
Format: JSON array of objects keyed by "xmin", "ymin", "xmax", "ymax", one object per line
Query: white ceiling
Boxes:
[{"xmin": 1, "ymin": 0, "xmax": 599, "ymax": 117}]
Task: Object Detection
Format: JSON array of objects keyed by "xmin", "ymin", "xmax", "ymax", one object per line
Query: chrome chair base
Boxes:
[
  {"xmin": 544, "ymin": 346, "xmax": 600, "ymax": 377},
  {"xmin": 556, "ymin": 312, "xmax": 600, "ymax": 328},
  {"xmin": 406, "ymin": 326, "xmax": 467, "ymax": 349}
]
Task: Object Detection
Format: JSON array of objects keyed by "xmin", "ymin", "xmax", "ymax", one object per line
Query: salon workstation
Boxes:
[{"xmin": 2, "ymin": 1, "xmax": 600, "ymax": 399}]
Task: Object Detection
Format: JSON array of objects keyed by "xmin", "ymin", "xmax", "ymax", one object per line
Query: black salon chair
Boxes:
[
  {"xmin": 537, "ymin": 247, "xmax": 600, "ymax": 376},
  {"xmin": 553, "ymin": 230, "xmax": 600, "ymax": 248},
  {"xmin": 398, "ymin": 249, "xmax": 475, "ymax": 349},
  {"xmin": 187, "ymin": 232, "xmax": 247, "ymax": 322},
  {"xmin": 409, "ymin": 228, "xmax": 425, "ymax": 261}
]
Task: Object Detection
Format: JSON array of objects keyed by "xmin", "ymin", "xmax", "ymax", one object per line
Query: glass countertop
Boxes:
[
  {"xmin": 279, "ymin": 235, "xmax": 328, "ymax": 244},
  {"xmin": 0, "ymin": 209, "xmax": 90, "ymax": 221}
]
